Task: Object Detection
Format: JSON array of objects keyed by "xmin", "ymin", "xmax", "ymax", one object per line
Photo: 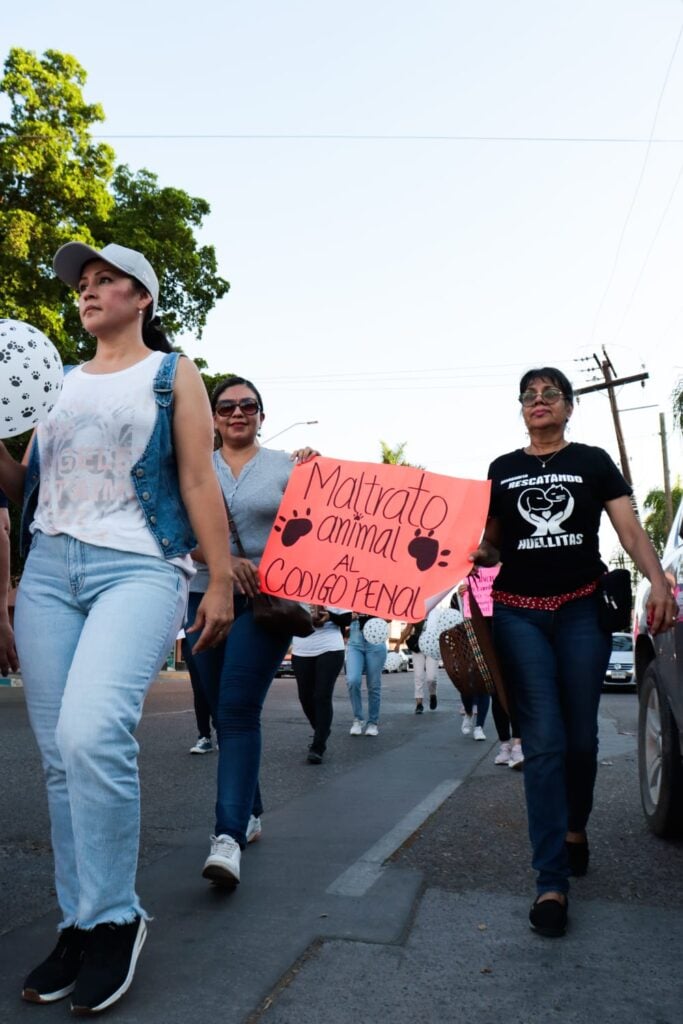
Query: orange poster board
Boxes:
[{"xmin": 259, "ymin": 457, "xmax": 491, "ymax": 622}]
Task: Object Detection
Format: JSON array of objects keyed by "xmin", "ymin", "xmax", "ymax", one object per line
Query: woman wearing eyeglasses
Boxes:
[
  {"xmin": 471, "ymin": 366, "xmax": 674, "ymax": 939},
  {"xmin": 184, "ymin": 375, "xmax": 317, "ymax": 889}
]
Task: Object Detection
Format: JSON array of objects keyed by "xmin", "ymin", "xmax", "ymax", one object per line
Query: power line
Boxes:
[
  {"xmin": 8, "ymin": 131, "xmax": 683, "ymax": 144},
  {"xmin": 589, "ymin": 17, "xmax": 683, "ymax": 345}
]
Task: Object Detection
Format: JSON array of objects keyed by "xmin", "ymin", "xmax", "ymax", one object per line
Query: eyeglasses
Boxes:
[
  {"xmin": 215, "ymin": 398, "xmax": 261, "ymax": 418},
  {"xmin": 518, "ymin": 387, "xmax": 565, "ymax": 407}
]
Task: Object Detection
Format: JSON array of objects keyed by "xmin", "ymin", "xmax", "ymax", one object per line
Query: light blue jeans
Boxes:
[
  {"xmin": 15, "ymin": 532, "xmax": 188, "ymax": 929},
  {"xmin": 345, "ymin": 643, "xmax": 385, "ymax": 724}
]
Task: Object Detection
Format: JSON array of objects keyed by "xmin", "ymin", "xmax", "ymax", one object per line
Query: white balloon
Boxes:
[
  {"xmin": 0, "ymin": 320, "xmax": 63, "ymax": 438},
  {"xmin": 419, "ymin": 628, "xmax": 442, "ymax": 660},
  {"xmin": 384, "ymin": 651, "xmax": 403, "ymax": 672},
  {"xmin": 362, "ymin": 617, "xmax": 389, "ymax": 644},
  {"xmin": 436, "ymin": 607, "xmax": 464, "ymax": 632}
]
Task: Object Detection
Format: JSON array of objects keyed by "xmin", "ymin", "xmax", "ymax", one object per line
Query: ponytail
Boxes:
[{"xmin": 142, "ymin": 310, "xmax": 173, "ymax": 353}]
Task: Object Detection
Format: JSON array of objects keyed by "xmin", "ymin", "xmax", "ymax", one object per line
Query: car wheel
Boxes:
[{"xmin": 638, "ymin": 661, "xmax": 683, "ymax": 837}]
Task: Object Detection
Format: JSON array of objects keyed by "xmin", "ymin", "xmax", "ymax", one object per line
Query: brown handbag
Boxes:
[
  {"xmin": 226, "ymin": 504, "xmax": 314, "ymax": 639},
  {"xmin": 439, "ymin": 584, "xmax": 509, "ymax": 715}
]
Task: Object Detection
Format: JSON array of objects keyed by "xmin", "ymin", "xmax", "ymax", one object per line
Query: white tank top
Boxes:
[{"xmin": 32, "ymin": 351, "xmax": 190, "ymax": 568}]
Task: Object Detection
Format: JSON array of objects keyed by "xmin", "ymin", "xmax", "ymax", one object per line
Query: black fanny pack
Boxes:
[{"xmin": 596, "ymin": 569, "xmax": 632, "ymax": 633}]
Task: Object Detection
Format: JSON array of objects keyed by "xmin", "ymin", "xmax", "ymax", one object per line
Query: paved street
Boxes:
[{"xmin": 1, "ymin": 670, "xmax": 682, "ymax": 1023}]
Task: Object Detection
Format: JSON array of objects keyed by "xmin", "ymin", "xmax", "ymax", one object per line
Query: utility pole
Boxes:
[
  {"xmin": 659, "ymin": 412, "xmax": 674, "ymax": 534},
  {"xmin": 574, "ymin": 347, "xmax": 649, "ymax": 514}
]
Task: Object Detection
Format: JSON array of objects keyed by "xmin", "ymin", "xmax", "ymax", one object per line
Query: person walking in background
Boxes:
[
  {"xmin": 459, "ymin": 568, "xmax": 523, "ymax": 764},
  {"xmin": 472, "ymin": 365, "xmax": 675, "ymax": 939},
  {"xmin": 1, "ymin": 241, "xmax": 233, "ymax": 1013},
  {"xmin": 184, "ymin": 375, "xmax": 317, "ymax": 889},
  {"xmin": 346, "ymin": 614, "xmax": 387, "ymax": 736},
  {"xmin": 394, "ymin": 619, "xmax": 438, "ymax": 714},
  {"xmin": 292, "ymin": 606, "xmax": 352, "ymax": 763},
  {"xmin": 181, "ymin": 568, "xmax": 216, "ymax": 754}
]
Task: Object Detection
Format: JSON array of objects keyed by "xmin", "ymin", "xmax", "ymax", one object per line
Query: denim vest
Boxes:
[{"xmin": 21, "ymin": 352, "xmax": 196, "ymax": 560}]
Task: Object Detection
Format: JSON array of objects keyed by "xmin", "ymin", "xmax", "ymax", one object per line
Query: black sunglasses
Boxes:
[{"xmin": 215, "ymin": 398, "xmax": 261, "ymax": 417}]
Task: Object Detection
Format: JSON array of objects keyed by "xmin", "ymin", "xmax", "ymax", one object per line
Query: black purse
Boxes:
[
  {"xmin": 596, "ymin": 569, "xmax": 632, "ymax": 633},
  {"xmin": 227, "ymin": 504, "xmax": 314, "ymax": 639}
]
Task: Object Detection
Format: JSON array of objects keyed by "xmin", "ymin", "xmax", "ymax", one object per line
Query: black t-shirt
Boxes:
[
  {"xmin": 487, "ymin": 443, "xmax": 631, "ymax": 597},
  {"xmin": 0, "ymin": 489, "xmax": 7, "ymax": 510}
]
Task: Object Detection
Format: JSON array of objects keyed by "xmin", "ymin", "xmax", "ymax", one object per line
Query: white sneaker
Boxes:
[
  {"xmin": 461, "ymin": 715, "xmax": 473, "ymax": 735},
  {"xmin": 202, "ymin": 834, "xmax": 241, "ymax": 887},
  {"xmin": 189, "ymin": 736, "xmax": 213, "ymax": 754},
  {"xmin": 509, "ymin": 743, "xmax": 525, "ymax": 770},
  {"xmin": 494, "ymin": 741, "xmax": 512, "ymax": 765},
  {"xmin": 365, "ymin": 723, "xmax": 379, "ymax": 736},
  {"xmin": 349, "ymin": 719, "xmax": 364, "ymax": 736},
  {"xmin": 246, "ymin": 815, "xmax": 262, "ymax": 844},
  {"xmin": 473, "ymin": 726, "xmax": 486, "ymax": 741}
]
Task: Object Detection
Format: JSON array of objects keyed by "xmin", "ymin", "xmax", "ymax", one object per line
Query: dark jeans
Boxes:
[
  {"xmin": 185, "ymin": 592, "xmax": 289, "ymax": 848},
  {"xmin": 181, "ymin": 622, "xmax": 214, "ymax": 738},
  {"xmin": 493, "ymin": 594, "xmax": 611, "ymax": 895},
  {"xmin": 462, "ymin": 692, "xmax": 490, "ymax": 727},
  {"xmin": 292, "ymin": 650, "xmax": 345, "ymax": 754}
]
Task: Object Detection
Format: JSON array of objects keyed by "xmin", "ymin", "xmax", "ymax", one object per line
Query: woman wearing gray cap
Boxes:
[{"xmin": 0, "ymin": 241, "xmax": 233, "ymax": 1013}]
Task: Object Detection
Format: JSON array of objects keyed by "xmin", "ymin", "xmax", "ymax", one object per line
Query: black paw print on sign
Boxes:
[
  {"xmin": 407, "ymin": 529, "xmax": 451, "ymax": 571},
  {"xmin": 274, "ymin": 508, "xmax": 313, "ymax": 546}
]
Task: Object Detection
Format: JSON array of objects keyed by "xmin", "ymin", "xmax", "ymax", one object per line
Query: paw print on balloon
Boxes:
[
  {"xmin": 407, "ymin": 529, "xmax": 451, "ymax": 571},
  {"xmin": 9, "ymin": 375, "xmax": 21, "ymax": 387},
  {"xmin": 21, "ymin": 406, "xmax": 35, "ymax": 418},
  {"xmin": 274, "ymin": 508, "xmax": 313, "ymax": 547}
]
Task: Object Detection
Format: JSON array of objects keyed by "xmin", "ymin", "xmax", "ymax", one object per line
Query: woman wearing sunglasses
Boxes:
[
  {"xmin": 471, "ymin": 366, "xmax": 674, "ymax": 939},
  {"xmin": 184, "ymin": 375, "xmax": 317, "ymax": 888}
]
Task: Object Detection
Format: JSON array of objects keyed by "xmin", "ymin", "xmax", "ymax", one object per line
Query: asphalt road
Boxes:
[{"xmin": 1, "ymin": 670, "xmax": 682, "ymax": 1023}]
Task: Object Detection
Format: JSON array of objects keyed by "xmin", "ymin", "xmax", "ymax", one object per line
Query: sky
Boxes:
[{"xmin": 6, "ymin": 0, "xmax": 683, "ymax": 559}]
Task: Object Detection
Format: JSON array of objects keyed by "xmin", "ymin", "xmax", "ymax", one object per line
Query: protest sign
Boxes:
[{"xmin": 259, "ymin": 457, "xmax": 491, "ymax": 622}]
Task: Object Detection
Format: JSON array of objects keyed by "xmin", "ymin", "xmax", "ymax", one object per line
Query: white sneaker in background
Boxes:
[
  {"xmin": 461, "ymin": 715, "xmax": 473, "ymax": 735},
  {"xmin": 509, "ymin": 743, "xmax": 525, "ymax": 770},
  {"xmin": 202, "ymin": 834, "xmax": 241, "ymax": 887},
  {"xmin": 189, "ymin": 736, "xmax": 213, "ymax": 755},
  {"xmin": 246, "ymin": 815, "xmax": 262, "ymax": 844},
  {"xmin": 473, "ymin": 726, "xmax": 486, "ymax": 741},
  {"xmin": 364, "ymin": 723, "xmax": 379, "ymax": 736},
  {"xmin": 349, "ymin": 719, "xmax": 364, "ymax": 736},
  {"xmin": 494, "ymin": 741, "xmax": 512, "ymax": 765}
]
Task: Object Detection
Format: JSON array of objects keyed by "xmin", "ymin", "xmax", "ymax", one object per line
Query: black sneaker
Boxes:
[
  {"xmin": 22, "ymin": 927, "xmax": 85, "ymax": 1003},
  {"xmin": 429, "ymin": 694, "xmax": 438, "ymax": 710},
  {"xmin": 70, "ymin": 916, "xmax": 147, "ymax": 1015},
  {"xmin": 307, "ymin": 746, "xmax": 323, "ymax": 764},
  {"xmin": 415, "ymin": 703, "xmax": 424, "ymax": 714},
  {"xmin": 529, "ymin": 896, "xmax": 568, "ymax": 938}
]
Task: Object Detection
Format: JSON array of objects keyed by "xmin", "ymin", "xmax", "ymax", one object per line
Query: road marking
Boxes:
[{"xmin": 326, "ymin": 779, "xmax": 461, "ymax": 897}]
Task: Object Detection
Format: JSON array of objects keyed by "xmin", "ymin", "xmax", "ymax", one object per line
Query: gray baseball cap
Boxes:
[{"xmin": 53, "ymin": 242, "xmax": 159, "ymax": 317}]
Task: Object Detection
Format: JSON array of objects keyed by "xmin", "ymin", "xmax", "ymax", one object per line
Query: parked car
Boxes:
[
  {"xmin": 275, "ymin": 652, "xmax": 295, "ymax": 678},
  {"xmin": 603, "ymin": 632, "xmax": 635, "ymax": 688},
  {"xmin": 633, "ymin": 500, "xmax": 683, "ymax": 837}
]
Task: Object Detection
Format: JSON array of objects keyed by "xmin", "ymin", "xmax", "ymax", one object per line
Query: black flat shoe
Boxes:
[
  {"xmin": 529, "ymin": 896, "xmax": 568, "ymax": 938},
  {"xmin": 415, "ymin": 703, "xmax": 424, "ymax": 715},
  {"xmin": 565, "ymin": 840, "xmax": 589, "ymax": 877},
  {"xmin": 307, "ymin": 749, "xmax": 323, "ymax": 764}
]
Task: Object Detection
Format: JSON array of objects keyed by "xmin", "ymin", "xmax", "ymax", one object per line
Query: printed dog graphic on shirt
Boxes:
[{"xmin": 518, "ymin": 484, "xmax": 574, "ymax": 536}]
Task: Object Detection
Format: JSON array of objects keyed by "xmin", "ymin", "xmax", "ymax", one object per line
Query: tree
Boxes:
[
  {"xmin": 643, "ymin": 482, "xmax": 683, "ymax": 555},
  {"xmin": 379, "ymin": 441, "xmax": 423, "ymax": 468},
  {"xmin": 0, "ymin": 47, "xmax": 229, "ymax": 364},
  {"xmin": 673, "ymin": 380, "xmax": 683, "ymax": 435}
]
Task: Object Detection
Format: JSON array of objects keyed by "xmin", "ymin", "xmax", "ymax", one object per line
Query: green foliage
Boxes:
[
  {"xmin": 379, "ymin": 440, "xmax": 423, "ymax": 468},
  {"xmin": 0, "ymin": 47, "xmax": 229, "ymax": 364},
  {"xmin": 673, "ymin": 380, "xmax": 683, "ymax": 435},
  {"xmin": 643, "ymin": 481, "xmax": 683, "ymax": 555}
]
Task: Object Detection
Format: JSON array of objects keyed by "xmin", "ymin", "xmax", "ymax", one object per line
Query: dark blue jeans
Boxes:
[
  {"xmin": 492, "ymin": 594, "xmax": 611, "ymax": 895},
  {"xmin": 185, "ymin": 592, "xmax": 289, "ymax": 848}
]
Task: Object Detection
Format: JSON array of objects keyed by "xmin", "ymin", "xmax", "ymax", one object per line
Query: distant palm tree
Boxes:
[
  {"xmin": 643, "ymin": 481, "xmax": 683, "ymax": 555},
  {"xmin": 673, "ymin": 379, "xmax": 683, "ymax": 434},
  {"xmin": 380, "ymin": 440, "xmax": 410, "ymax": 465}
]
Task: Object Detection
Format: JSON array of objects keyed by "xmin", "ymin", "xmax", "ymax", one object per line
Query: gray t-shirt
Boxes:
[{"xmin": 190, "ymin": 446, "xmax": 293, "ymax": 593}]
